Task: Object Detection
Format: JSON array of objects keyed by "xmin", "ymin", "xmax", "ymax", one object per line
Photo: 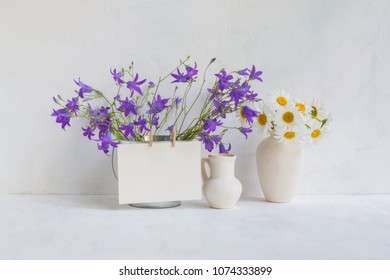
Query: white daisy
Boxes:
[
  {"xmin": 273, "ymin": 124, "xmax": 305, "ymax": 145},
  {"xmin": 308, "ymin": 99, "xmax": 328, "ymax": 120},
  {"xmin": 268, "ymin": 89, "xmax": 291, "ymax": 109},
  {"xmin": 303, "ymin": 110, "xmax": 331, "ymax": 144},
  {"xmin": 304, "ymin": 121, "xmax": 329, "ymax": 146},
  {"xmin": 253, "ymin": 101, "xmax": 272, "ymax": 135},
  {"xmin": 273, "ymin": 104, "xmax": 304, "ymax": 128}
]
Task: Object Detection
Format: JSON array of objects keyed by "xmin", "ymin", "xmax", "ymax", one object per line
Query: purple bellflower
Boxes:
[
  {"xmin": 237, "ymin": 68, "xmax": 249, "ymax": 76},
  {"xmin": 211, "ymin": 99, "xmax": 229, "ymax": 118},
  {"xmin": 219, "ymin": 142, "xmax": 231, "ymax": 154},
  {"xmin": 96, "ymin": 121, "xmax": 111, "ymax": 137},
  {"xmin": 118, "ymin": 97, "xmax": 137, "ymax": 117},
  {"xmin": 74, "ymin": 78, "xmax": 92, "ymax": 98},
  {"xmin": 230, "ymin": 88, "xmax": 246, "ymax": 108},
  {"xmin": 119, "ymin": 123, "xmax": 136, "ymax": 138},
  {"xmin": 171, "ymin": 62, "xmax": 198, "ymax": 83},
  {"xmin": 66, "ymin": 97, "xmax": 79, "ymax": 114},
  {"xmin": 88, "ymin": 106, "xmax": 112, "ymax": 137},
  {"xmin": 126, "ymin": 73, "xmax": 146, "ymax": 96},
  {"xmin": 203, "ymin": 118, "xmax": 223, "ymax": 134},
  {"xmin": 215, "ymin": 71, "xmax": 233, "ymax": 91},
  {"xmin": 185, "ymin": 63, "xmax": 198, "ymax": 79},
  {"xmin": 51, "ymin": 108, "xmax": 71, "ymax": 130},
  {"xmin": 248, "ymin": 65, "xmax": 263, "ymax": 82},
  {"xmin": 152, "ymin": 115, "xmax": 159, "ymax": 127},
  {"xmin": 89, "ymin": 105, "xmax": 110, "ymax": 118},
  {"xmin": 171, "ymin": 69, "xmax": 187, "ymax": 83},
  {"xmin": 211, "ymin": 135, "xmax": 222, "ymax": 144},
  {"xmin": 246, "ymin": 90, "xmax": 258, "ymax": 101},
  {"xmin": 240, "ymin": 127, "xmax": 252, "ymax": 139},
  {"xmin": 198, "ymin": 134, "xmax": 223, "ymax": 152},
  {"xmin": 166, "ymin": 125, "xmax": 174, "ymax": 132},
  {"xmin": 199, "ymin": 133, "xmax": 215, "ymax": 152},
  {"xmin": 110, "ymin": 68, "xmax": 124, "ymax": 84},
  {"xmin": 238, "ymin": 81, "xmax": 252, "ymax": 94},
  {"xmin": 82, "ymin": 126, "xmax": 95, "ymax": 140},
  {"xmin": 241, "ymin": 106, "xmax": 259, "ymax": 126},
  {"xmin": 97, "ymin": 132, "xmax": 119, "ymax": 154},
  {"xmin": 146, "ymin": 95, "xmax": 169, "ymax": 115},
  {"xmin": 134, "ymin": 117, "xmax": 150, "ymax": 133},
  {"xmin": 174, "ymin": 97, "xmax": 182, "ymax": 106},
  {"xmin": 229, "ymin": 81, "xmax": 252, "ymax": 108},
  {"xmin": 207, "ymin": 88, "xmax": 220, "ymax": 101}
]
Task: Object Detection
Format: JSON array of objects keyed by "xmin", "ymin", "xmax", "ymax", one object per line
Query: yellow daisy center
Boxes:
[
  {"xmin": 311, "ymin": 129, "xmax": 321, "ymax": 139},
  {"xmin": 282, "ymin": 111, "xmax": 294, "ymax": 123},
  {"xmin": 240, "ymin": 108, "xmax": 246, "ymax": 120},
  {"xmin": 284, "ymin": 131, "xmax": 296, "ymax": 140},
  {"xmin": 295, "ymin": 102, "xmax": 306, "ymax": 112},
  {"xmin": 258, "ymin": 113, "xmax": 267, "ymax": 126},
  {"xmin": 276, "ymin": 96, "xmax": 287, "ymax": 106}
]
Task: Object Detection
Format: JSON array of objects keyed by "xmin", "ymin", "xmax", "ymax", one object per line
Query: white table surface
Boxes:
[{"xmin": 0, "ymin": 194, "xmax": 389, "ymax": 260}]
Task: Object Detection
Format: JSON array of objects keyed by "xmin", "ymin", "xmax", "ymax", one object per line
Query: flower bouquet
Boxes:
[
  {"xmin": 255, "ymin": 89, "xmax": 331, "ymax": 202},
  {"xmin": 51, "ymin": 56, "xmax": 264, "ymax": 154},
  {"xmin": 51, "ymin": 57, "xmax": 264, "ymax": 205},
  {"xmin": 254, "ymin": 89, "xmax": 330, "ymax": 144}
]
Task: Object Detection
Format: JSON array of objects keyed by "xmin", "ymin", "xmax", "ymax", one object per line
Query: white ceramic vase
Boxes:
[
  {"xmin": 256, "ymin": 135, "xmax": 304, "ymax": 203},
  {"xmin": 201, "ymin": 154, "xmax": 242, "ymax": 209}
]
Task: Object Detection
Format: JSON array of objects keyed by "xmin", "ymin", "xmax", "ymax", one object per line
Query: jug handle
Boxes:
[{"xmin": 201, "ymin": 158, "xmax": 210, "ymax": 181}]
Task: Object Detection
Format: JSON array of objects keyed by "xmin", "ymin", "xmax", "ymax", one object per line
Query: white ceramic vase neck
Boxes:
[{"xmin": 206, "ymin": 155, "xmax": 235, "ymax": 179}]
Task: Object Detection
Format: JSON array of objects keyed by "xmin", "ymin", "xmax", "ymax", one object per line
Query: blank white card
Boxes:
[{"xmin": 118, "ymin": 141, "xmax": 202, "ymax": 204}]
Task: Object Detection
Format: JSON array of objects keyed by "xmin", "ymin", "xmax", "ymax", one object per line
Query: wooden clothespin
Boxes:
[
  {"xmin": 149, "ymin": 129, "xmax": 153, "ymax": 147},
  {"xmin": 172, "ymin": 128, "xmax": 176, "ymax": 148}
]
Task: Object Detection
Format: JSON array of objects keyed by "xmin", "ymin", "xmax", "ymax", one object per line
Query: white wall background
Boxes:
[{"xmin": 1, "ymin": 0, "xmax": 389, "ymax": 195}]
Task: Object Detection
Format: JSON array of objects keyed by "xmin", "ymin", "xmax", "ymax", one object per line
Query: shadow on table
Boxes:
[
  {"xmin": 240, "ymin": 196, "xmax": 267, "ymax": 202},
  {"xmin": 75, "ymin": 196, "xmax": 211, "ymax": 211},
  {"xmin": 74, "ymin": 195, "xmax": 268, "ymax": 210}
]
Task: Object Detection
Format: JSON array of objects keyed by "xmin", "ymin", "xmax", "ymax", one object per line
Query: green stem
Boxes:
[
  {"xmin": 182, "ymin": 59, "xmax": 214, "ymax": 119},
  {"xmin": 173, "ymin": 82, "xmax": 192, "ymax": 134},
  {"xmin": 160, "ymin": 56, "xmax": 191, "ymax": 82}
]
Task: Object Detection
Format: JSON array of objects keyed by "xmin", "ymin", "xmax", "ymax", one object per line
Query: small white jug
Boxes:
[{"xmin": 201, "ymin": 154, "xmax": 242, "ymax": 209}]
